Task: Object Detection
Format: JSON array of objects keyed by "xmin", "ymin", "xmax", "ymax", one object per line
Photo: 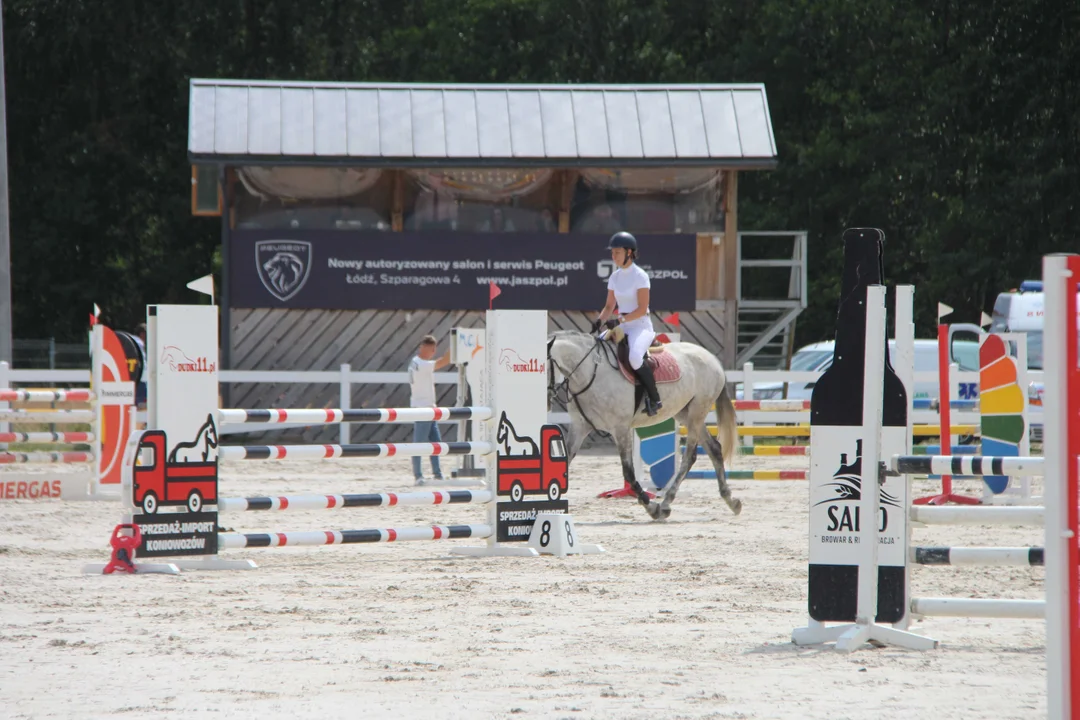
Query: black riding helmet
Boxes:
[{"xmin": 608, "ymin": 231, "xmax": 638, "ymax": 252}]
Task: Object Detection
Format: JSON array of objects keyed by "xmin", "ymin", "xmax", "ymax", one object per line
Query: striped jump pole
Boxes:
[
  {"xmin": 0, "ymin": 432, "xmax": 95, "ymax": 443},
  {"xmin": 0, "ymin": 409, "xmax": 95, "ymax": 424},
  {"xmin": 217, "ymin": 524, "xmax": 492, "ymax": 549},
  {"xmin": 218, "ymin": 406, "xmax": 492, "ymax": 425},
  {"xmin": 910, "ymin": 505, "xmax": 1044, "ymax": 526},
  {"xmin": 218, "ymin": 489, "xmax": 492, "ymax": 512},
  {"xmin": 893, "ymin": 454, "xmax": 1044, "ymax": 477},
  {"xmin": 910, "ymin": 598, "xmax": 1044, "ymax": 620},
  {"xmin": 912, "ymin": 546, "xmax": 1044, "ymax": 567},
  {"xmin": 218, "ymin": 441, "xmax": 493, "ymax": 461},
  {"xmin": 0, "ymin": 451, "xmax": 95, "ymax": 464},
  {"xmin": 738, "ymin": 445, "xmax": 807, "ymax": 456},
  {"xmin": 0, "ymin": 389, "xmax": 94, "ymax": 403}
]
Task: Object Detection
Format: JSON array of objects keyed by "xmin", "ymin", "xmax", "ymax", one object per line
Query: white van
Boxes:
[{"xmin": 751, "ymin": 339, "xmax": 980, "ymax": 401}]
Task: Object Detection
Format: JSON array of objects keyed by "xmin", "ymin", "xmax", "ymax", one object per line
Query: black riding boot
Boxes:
[{"xmin": 634, "ymin": 360, "xmax": 663, "ymax": 416}]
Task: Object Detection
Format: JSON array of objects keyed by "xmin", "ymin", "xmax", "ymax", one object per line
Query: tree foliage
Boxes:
[{"xmin": 3, "ymin": 0, "xmax": 1077, "ymax": 342}]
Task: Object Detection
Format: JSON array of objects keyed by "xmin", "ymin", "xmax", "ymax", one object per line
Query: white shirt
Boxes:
[
  {"xmin": 607, "ymin": 263, "xmax": 651, "ymax": 315},
  {"xmin": 409, "ymin": 356, "xmax": 438, "ymax": 407}
]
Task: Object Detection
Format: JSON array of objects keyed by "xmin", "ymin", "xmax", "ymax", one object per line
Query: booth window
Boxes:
[{"xmin": 191, "ymin": 165, "xmax": 223, "ymax": 216}]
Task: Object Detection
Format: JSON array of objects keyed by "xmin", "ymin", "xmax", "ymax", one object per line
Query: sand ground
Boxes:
[{"xmin": 0, "ymin": 451, "xmax": 1046, "ymax": 719}]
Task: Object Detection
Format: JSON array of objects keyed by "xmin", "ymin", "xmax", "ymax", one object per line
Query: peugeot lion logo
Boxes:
[{"xmin": 255, "ymin": 240, "xmax": 312, "ymax": 302}]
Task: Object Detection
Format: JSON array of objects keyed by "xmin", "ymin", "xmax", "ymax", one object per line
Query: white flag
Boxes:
[
  {"xmin": 937, "ymin": 302, "xmax": 954, "ymax": 321},
  {"xmin": 93, "ymin": 303, "xmax": 101, "ymax": 319},
  {"xmin": 980, "ymin": 312, "xmax": 992, "ymax": 328},
  {"xmin": 187, "ymin": 274, "xmax": 215, "ymax": 301}
]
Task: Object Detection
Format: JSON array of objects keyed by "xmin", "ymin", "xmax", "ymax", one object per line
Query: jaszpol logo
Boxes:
[
  {"xmin": 256, "ymin": 240, "xmax": 312, "ymax": 301},
  {"xmin": 596, "ymin": 260, "xmax": 688, "ymax": 281}
]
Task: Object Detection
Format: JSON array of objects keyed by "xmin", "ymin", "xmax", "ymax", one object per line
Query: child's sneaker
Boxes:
[{"xmin": 414, "ymin": 478, "xmax": 426, "ymax": 486}]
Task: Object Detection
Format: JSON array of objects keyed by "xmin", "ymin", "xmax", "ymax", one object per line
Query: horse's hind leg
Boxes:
[
  {"xmin": 701, "ymin": 423, "xmax": 742, "ymax": 515},
  {"xmin": 649, "ymin": 404, "xmax": 704, "ymax": 520},
  {"xmin": 612, "ymin": 427, "xmax": 655, "ymax": 514}
]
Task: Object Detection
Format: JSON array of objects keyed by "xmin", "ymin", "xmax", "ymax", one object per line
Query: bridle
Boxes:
[{"xmin": 547, "ymin": 334, "xmax": 620, "ymax": 433}]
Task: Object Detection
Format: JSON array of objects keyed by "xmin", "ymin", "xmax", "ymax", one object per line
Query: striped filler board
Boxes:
[
  {"xmin": 0, "ymin": 389, "xmax": 94, "ymax": 403},
  {"xmin": 218, "ymin": 524, "xmax": 491, "ymax": 548},
  {"xmin": 219, "ymin": 406, "xmax": 491, "ymax": 425},
  {"xmin": 687, "ymin": 469, "xmax": 807, "ymax": 480},
  {"xmin": 893, "ymin": 455, "xmax": 1044, "ymax": 477},
  {"xmin": 219, "ymin": 441, "xmax": 492, "ymax": 461},
  {"xmin": 218, "ymin": 489, "xmax": 492, "ymax": 512},
  {"xmin": 0, "ymin": 432, "xmax": 94, "ymax": 443},
  {"xmin": 913, "ymin": 546, "xmax": 1044, "ymax": 567}
]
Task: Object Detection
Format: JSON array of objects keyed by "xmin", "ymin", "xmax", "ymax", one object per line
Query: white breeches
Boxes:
[{"xmin": 623, "ymin": 316, "xmax": 656, "ymax": 370}]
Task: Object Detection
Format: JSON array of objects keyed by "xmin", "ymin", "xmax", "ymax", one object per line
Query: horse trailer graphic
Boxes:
[
  {"xmin": 496, "ymin": 419, "xmax": 569, "ymax": 502},
  {"xmin": 132, "ymin": 430, "xmax": 218, "ymax": 514}
]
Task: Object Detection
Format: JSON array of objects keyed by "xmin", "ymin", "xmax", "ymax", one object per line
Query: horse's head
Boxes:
[{"xmin": 496, "ymin": 412, "xmax": 509, "ymax": 442}]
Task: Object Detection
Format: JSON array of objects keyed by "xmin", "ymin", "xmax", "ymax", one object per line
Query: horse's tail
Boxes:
[{"xmin": 714, "ymin": 384, "xmax": 738, "ymax": 468}]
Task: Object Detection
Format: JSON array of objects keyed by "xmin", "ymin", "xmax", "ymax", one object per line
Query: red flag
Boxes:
[
  {"xmin": 489, "ymin": 281, "xmax": 502, "ymax": 309},
  {"xmin": 663, "ymin": 312, "xmax": 680, "ymax": 327},
  {"xmin": 88, "ymin": 313, "xmax": 97, "ymax": 327}
]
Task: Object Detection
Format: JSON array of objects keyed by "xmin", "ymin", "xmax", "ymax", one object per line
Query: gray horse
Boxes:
[{"xmin": 547, "ymin": 330, "xmax": 742, "ymax": 520}]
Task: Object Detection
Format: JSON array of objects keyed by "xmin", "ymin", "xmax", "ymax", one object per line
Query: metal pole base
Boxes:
[
  {"xmin": 81, "ymin": 562, "xmax": 181, "ymax": 575},
  {"xmin": 597, "ymin": 482, "xmax": 655, "ymax": 500},
  {"xmin": 793, "ymin": 618, "xmax": 937, "ymax": 652},
  {"xmin": 913, "ymin": 492, "xmax": 981, "ymax": 505}
]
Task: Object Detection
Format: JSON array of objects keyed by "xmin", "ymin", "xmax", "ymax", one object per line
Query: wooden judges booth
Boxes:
[{"xmin": 188, "ymin": 80, "xmax": 798, "ymax": 442}]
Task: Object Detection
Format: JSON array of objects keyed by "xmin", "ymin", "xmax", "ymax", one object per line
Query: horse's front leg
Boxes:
[
  {"xmin": 612, "ymin": 428, "xmax": 657, "ymax": 516},
  {"xmin": 563, "ymin": 416, "xmax": 589, "ymax": 466}
]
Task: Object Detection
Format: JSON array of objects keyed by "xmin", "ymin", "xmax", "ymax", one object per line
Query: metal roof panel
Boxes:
[
  {"xmin": 410, "ymin": 90, "xmax": 447, "ymax": 158},
  {"xmin": 345, "ymin": 90, "xmax": 381, "ymax": 157},
  {"xmin": 443, "ymin": 91, "xmax": 480, "ymax": 158},
  {"xmin": 475, "ymin": 91, "xmax": 513, "ymax": 158},
  {"xmin": 247, "ymin": 87, "xmax": 282, "ymax": 155},
  {"xmin": 539, "ymin": 91, "xmax": 577, "ymax": 158},
  {"xmin": 280, "ymin": 88, "xmax": 315, "ymax": 156},
  {"xmin": 378, "ymin": 90, "xmax": 414, "ymax": 157}
]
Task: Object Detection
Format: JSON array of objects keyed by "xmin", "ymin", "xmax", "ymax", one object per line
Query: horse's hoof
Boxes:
[
  {"xmin": 729, "ymin": 498, "xmax": 743, "ymax": 516},
  {"xmin": 645, "ymin": 502, "xmax": 662, "ymax": 520},
  {"xmin": 657, "ymin": 505, "xmax": 672, "ymax": 520}
]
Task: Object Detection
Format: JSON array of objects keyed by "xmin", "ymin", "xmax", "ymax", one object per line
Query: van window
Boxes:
[
  {"xmin": 790, "ymin": 350, "xmax": 833, "ymax": 371},
  {"xmin": 990, "ymin": 294, "xmax": 1011, "ymax": 332},
  {"xmin": 951, "ymin": 342, "xmax": 980, "ymax": 371}
]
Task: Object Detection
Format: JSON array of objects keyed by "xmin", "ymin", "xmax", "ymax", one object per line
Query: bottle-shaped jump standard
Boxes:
[{"xmin": 806, "ymin": 228, "xmax": 909, "ymax": 624}]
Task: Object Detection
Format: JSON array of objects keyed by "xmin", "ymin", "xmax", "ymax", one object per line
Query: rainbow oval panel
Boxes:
[{"xmin": 979, "ymin": 334, "xmax": 1026, "ymax": 494}]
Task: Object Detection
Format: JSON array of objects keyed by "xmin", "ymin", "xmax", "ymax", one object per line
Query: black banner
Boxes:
[
  {"xmin": 496, "ymin": 500, "xmax": 569, "ymax": 542},
  {"xmin": 229, "ymin": 230, "xmax": 697, "ymax": 311},
  {"xmin": 134, "ymin": 511, "xmax": 219, "ymax": 558}
]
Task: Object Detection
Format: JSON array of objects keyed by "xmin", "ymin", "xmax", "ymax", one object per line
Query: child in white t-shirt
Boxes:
[{"xmin": 409, "ymin": 335, "xmax": 451, "ymax": 484}]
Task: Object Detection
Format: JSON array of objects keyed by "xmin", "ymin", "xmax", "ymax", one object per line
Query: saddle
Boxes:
[{"xmin": 603, "ymin": 327, "xmax": 682, "ymax": 386}]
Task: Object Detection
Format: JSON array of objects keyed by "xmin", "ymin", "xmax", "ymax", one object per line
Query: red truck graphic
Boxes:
[
  {"xmin": 132, "ymin": 429, "xmax": 218, "ymax": 514},
  {"xmin": 496, "ymin": 420, "xmax": 569, "ymax": 502}
]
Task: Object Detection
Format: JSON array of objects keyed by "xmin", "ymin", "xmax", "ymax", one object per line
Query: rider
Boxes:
[{"xmin": 592, "ymin": 231, "xmax": 663, "ymax": 416}]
